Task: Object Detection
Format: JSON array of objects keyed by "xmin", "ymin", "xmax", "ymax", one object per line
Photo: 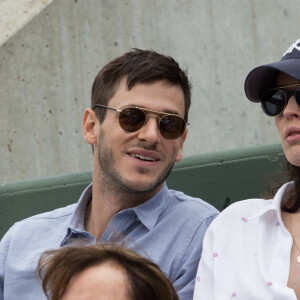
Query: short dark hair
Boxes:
[
  {"xmin": 91, "ymin": 49, "xmax": 191, "ymax": 122},
  {"xmin": 37, "ymin": 244, "xmax": 179, "ymax": 300}
]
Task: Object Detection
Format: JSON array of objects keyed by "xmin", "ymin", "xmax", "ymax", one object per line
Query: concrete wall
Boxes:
[{"xmin": 1, "ymin": 0, "xmax": 299, "ymax": 182}]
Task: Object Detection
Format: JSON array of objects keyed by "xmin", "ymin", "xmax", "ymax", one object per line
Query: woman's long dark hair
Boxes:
[
  {"xmin": 281, "ymin": 161, "xmax": 300, "ymax": 213},
  {"xmin": 264, "ymin": 71, "xmax": 300, "ymax": 213}
]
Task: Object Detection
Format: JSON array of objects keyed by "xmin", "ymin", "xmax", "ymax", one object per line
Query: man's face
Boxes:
[{"xmin": 94, "ymin": 78, "xmax": 187, "ymax": 198}]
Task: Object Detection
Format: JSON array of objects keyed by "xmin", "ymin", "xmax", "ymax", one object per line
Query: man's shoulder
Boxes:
[
  {"xmin": 167, "ymin": 188, "xmax": 219, "ymax": 219},
  {"xmin": 4, "ymin": 203, "xmax": 76, "ymax": 238},
  {"xmin": 22, "ymin": 202, "xmax": 76, "ymax": 222}
]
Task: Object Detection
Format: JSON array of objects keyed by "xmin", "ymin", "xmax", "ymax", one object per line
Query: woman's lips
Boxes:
[{"xmin": 285, "ymin": 127, "xmax": 300, "ymax": 143}]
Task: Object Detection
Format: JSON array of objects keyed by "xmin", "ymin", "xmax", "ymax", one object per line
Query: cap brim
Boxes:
[{"xmin": 244, "ymin": 59, "xmax": 300, "ymax": 102}]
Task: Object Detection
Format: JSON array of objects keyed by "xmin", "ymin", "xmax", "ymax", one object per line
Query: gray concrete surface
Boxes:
[
  {"xmin": 1, "ymin": 0, "xmax": 298, "ymax": 182},
  {"xmin": 0, "ymin": 0, "xmax": 53, "ymax": 45}
]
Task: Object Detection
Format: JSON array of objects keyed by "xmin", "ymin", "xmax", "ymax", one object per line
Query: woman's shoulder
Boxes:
[
  {"xmin": 209, "ymin": 198, "xmax": 272, "ymax": 229},
  {"xmin": 224, "ymin": 197, "xmax": 271, "ymax": 214},
  {"xmin": 221, "ymin": 181, "xmax": 294, "ymax": 218}
]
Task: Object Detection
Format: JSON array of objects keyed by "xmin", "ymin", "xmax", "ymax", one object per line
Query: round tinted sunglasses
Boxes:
[
  {"xmin": 93, "ymin": 104, "xmax": 189, "ymax": 140},
  {"xmin": 261, "ymin": 84, "xmax": 300, "ymax": 116}
]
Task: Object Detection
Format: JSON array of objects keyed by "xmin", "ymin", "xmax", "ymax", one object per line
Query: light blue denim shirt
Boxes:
[{"xmin": 0, "ymin": 182, "xmax": 218, "ymax": 300}]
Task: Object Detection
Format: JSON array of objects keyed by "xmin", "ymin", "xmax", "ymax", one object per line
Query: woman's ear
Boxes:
[{"xmin": 82, "ymin": 108, "xmax": 99, "ymax": 145}]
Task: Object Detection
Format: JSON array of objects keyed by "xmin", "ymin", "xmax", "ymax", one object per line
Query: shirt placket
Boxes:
[
  {"xmin": 269, "ymin": 218, "xmax": 297, "ymax": 299},
  {"xmin": 100, "ymin": 211, "xmax": 138, "ymax": 242}
]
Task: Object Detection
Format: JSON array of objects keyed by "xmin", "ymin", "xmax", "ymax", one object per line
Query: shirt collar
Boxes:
[
  {"xmin": 67, "ymin": 182, "xmax": 168, "ymax": 233},
  {"xmin": 248, "ymin": 181, "xmax": 294, "ymax": 221},
  {"xmin": 131, "ymin": 183, "xmax": 169, "ymax": 231},
  {"xmin": 68, "ymin": 183, "xmax": 92, "ymax": 231}
]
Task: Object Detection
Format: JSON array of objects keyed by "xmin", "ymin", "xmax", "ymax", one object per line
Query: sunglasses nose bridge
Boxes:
[
  {"xmin": 282, "ymin": 89, "xmax": 300, "ymax": 110},
  {"xmin": 285, "ymin": 90, "xmax": 294, "ymax": 102},
  {"xmin": 283, "ymin": 94, "xmax": 300, "ymax": 113},
  {"xmin": 135, "ymin": 113, "xmax": 163, "ymax": 143},
  {"xmin": 143, "ymin": 112, "xmax": 162, "ymax": 127}
]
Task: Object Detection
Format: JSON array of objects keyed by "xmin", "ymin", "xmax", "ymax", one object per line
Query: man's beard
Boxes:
[{"xmin": 97, "ymin": 129, "xmax": 175, "ymax": 195}]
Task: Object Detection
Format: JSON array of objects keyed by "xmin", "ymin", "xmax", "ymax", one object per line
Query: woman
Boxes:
[
  {"xmin": 37, "ymin": 243, "xmax": 179, "ymax": 300},
  {"xmin": 194, "ymin": 39, "xmax": 300, "ymax": 300}
]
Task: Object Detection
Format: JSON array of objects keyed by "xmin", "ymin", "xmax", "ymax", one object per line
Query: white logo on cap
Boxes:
[{"xmin": 283, "ymin": 39, "xmax": 300, "ymax": 56}]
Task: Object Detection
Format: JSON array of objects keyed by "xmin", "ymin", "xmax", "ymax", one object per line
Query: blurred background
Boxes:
[{"xmin": 1, "ymin": 0, "xmax": 299, "ymax": 182}]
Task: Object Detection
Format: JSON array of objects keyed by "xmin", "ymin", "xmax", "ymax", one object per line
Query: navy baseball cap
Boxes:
[{"xmin": 245, "ymin": 39, "xmax": 300, "ymax": 102}]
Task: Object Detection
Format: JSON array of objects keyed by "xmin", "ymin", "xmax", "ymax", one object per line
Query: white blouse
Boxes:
[{"xmin": 193, "ymin": 182, "xmax": 297, "ymax": 300}]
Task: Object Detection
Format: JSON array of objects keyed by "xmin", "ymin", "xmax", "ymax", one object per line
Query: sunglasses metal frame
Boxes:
[
  {"xmin": 93, "ymin": 104, "xmax": 189, "ymax": 139},
  {"xmin": 261, "ymin": 83, "xmax": 300, "ymax": 117}
]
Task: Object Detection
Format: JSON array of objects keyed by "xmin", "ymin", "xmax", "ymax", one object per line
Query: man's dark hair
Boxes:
[
  {"xmin": 36, "ymin": 243, "xmax": 179, "ymax": 300},
  {"xmin": 91, "ymin": 48, "xmax": 192, "ymax": 122}
]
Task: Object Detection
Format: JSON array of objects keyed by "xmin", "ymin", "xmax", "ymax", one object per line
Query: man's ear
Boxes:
[
  {"xmin": 82, "ymin": 108, "xmax": 99, "ymax": 145},
  {"xmin": 175, "ymin": 128, "xmax": 187, "ymax": 162}
]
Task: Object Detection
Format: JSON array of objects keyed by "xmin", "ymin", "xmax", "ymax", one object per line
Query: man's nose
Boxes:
[{"xmin": 137, "ymin": 115, "xmax": 161, "ymax": 144}]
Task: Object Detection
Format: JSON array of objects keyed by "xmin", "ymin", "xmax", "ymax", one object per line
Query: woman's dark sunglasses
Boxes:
[
  {"xmin": 93, "ymin": 104, "xmax": 189, "ymax": 140},
  {"xmin": 261, "ymin": 84, "xmax": 300, "ymax": 116}
]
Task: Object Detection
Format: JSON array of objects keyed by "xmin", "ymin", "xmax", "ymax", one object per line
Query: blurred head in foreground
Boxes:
[{"xmin": 37, "ymin": 244, "xmax": 179, "ymax": 300}]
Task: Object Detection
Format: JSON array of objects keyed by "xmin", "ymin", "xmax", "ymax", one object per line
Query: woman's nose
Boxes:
[{"xmin": 282, "ymin": 96, "xmax": 300, "ymax": 119}]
